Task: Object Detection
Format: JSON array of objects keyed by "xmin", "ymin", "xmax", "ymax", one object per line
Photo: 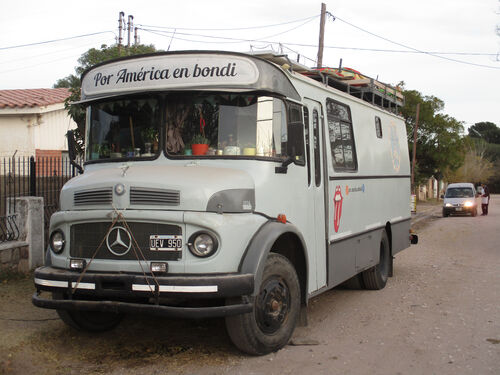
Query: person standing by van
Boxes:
[{"xmin": 481, "ymin": 184, "xmax": 490, "ymax": 215}]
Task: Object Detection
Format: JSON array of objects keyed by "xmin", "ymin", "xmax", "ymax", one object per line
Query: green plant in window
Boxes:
[
  {"xmin": 99, "ymin": 144, "xmax": 110, "ymax": 157},
  {"xmin": 141, "ymin": 127, "xmax": 158, "ymax": 143},
  {"xmin": 191, "ymin": 134, "xmax": 210, "ymax": 145}
]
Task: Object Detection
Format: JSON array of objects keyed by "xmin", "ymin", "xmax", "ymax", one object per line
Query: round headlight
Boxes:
[
  {"xmin": 188, "ymin": 232, "xmax": 218, "ymax": 258},
  {"xmin": 50, "ymin": 230, "xmax": 65, "ymax": 253}
]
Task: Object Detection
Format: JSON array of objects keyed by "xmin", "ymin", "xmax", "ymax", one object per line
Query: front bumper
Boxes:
[
  {"xmin": 33, "ymin": 266, "xmax": 254, "ymax": 318},
  {"xmin": 443, "ymin": 206, "xmax": 475, "ymax": 215}
]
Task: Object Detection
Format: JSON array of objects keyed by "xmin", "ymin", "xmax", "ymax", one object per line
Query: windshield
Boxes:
[
  {"xmin": 445, "ymin": 187, "xmax": 474, "ymax": 198},
  {"xmin": 87, "ymin": 97, "xmax": 161, "ymax": 160},
  {"xmin": 86, "ymin": 93, "xmax": 304, "ymax": 163}
]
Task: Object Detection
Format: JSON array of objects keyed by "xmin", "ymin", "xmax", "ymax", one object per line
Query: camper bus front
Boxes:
[{"xmin": 33, "ymin": 51, "xmax": 414, "ymax": 355}]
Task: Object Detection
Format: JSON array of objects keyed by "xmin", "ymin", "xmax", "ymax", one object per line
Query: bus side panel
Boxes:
[{"xmin": 328, "ymin": 228, "xmax": 382, "ymax": 287}]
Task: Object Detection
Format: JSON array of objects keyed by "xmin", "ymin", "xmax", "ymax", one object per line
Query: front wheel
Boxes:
[
  {"xmin": 225, "ymin": 253, "xmax": 300, "ymax": 355},
  {"xmin": 53, "ymin": 293, "xmax": 123, "ymax": 332}
]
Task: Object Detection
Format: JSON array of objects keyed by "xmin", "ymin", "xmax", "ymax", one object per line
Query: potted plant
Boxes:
[
  {"xmin": 99, "ymin": 144, "xmax": 110, "ymax": 158},
  {"xmin": 191, "ymin": 134, "xmax": 210, "ymax": 155},
  {"xmin": 141, "ymin": 127, "xmax": 158, "ymax": 154}
]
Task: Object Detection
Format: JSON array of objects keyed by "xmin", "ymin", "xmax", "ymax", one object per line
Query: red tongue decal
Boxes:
[{"xmin": 333, "ymin": 185, "xmax": 343, "ymax": 233}]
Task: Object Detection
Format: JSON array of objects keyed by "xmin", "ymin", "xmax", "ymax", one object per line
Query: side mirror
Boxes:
[
  {"xmin": 275, "ymin": 156, "xmax": 295, "ymax": 174},
  {"xmin": 440, "ymin": 194, "xmax": 444, "ymax": 199},
  {"xmin": 67, "ymin": 130, "xmax": 83, "ymax": 174}
]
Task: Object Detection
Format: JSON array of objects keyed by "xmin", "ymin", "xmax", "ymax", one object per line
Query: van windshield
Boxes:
[
  {"xmin": 86, "ymin": 93, "xmax": 304, "ymax": 162},
  {"xmin": 445, "ymin": 187, "xmax": 474, "ymax": 198}
]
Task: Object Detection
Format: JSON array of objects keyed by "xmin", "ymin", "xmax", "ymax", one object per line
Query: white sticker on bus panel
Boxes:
[{"xmin": 82, "ymin": 55, "xmax": 260, "ymax": 97}]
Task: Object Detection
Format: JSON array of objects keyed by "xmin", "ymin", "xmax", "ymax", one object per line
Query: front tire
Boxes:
[
  {"xmin": 362, "ymin": 230, "xmax": 390, "ymax": 290},
  {"xmin": 225, "ymin": 253, "xmax": 300, "ymax": 355},
  {"xmin": 53, "ymin": 293, "xmax": 123, "ymax": 332}
]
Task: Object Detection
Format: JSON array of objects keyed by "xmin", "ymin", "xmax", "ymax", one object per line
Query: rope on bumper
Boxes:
[{"xmin": 71, "ymin": 207, "xmax": 161, "ymax": 300}]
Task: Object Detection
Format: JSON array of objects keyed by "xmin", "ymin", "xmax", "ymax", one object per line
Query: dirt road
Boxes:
[{"xmin": 1, "ymin": 197, "xmax": 499, "ymax": 374}]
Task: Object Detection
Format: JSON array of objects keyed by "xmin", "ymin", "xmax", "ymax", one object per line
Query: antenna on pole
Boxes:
[
  {"xmin": 127, "ymin": 15, "xmax": 134, "ymax": 47},
  {"xmin": 317, "ymin": 3, "xmax": 327, "ymax": 68},
  {"xmin": 118, "ymin": 11, "xmax": 125, "ymax": 51}
]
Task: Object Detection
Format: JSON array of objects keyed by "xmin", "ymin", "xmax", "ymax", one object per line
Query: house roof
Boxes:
[{"xmin": 0, "ymin": 88, "xmax": 71, "ymax": 109}]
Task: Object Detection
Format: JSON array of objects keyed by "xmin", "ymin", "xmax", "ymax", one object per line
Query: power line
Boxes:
[
  {"xmin": 136, "ymin": 14, "xmax": 320, "ymax": 32},
  {"xmin": 142, "ymin": 28, "xmax": 499, "ymax": 58},
  {"xmin": 139, "ymin": 16, "xmax": 318, "ymax": 45},
  {"xmin": 329, "ymin": 13, "xmax": 500, "ymax": 70},
  {"xmin": 0, "ymin": 31, "xmax": 116, "ymax": 51}
]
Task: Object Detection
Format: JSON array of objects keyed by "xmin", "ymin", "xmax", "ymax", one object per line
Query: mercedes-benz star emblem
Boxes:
[{"xmin": 106, "ymin": 226, "xmax": 132, "ymax": 256}]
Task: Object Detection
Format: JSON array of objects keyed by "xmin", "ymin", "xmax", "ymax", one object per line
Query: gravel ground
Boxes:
[{"xmin": 0, "ymin": 196, "xmax": 498, "ymax": 375}]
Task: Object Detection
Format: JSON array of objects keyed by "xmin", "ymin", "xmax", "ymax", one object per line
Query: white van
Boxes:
[
  {"xmin": 33, "ymin": 51, "xmax": 417, "ymax": 355},
  {"xmin": 442, "ymin": 182, "xmax": 478, "ymax": 217}
]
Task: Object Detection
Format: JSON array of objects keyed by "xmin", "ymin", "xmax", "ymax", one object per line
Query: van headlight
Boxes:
[
  {"xmin": 445, "ymin": 203, "xmax": 453, "ymax": 207},
  {"xmin": 50, "ymin": 230, "xmax": 65, "ymax": 253},
  {"xmin": 187, "ymin": 232, "xmax": 218, "ymax": 258},
  {"xmin": 464, "ymin": 201, "xmax": 473, "ymax": 207}
]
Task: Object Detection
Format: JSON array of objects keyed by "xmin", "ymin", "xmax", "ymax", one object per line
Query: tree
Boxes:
[
  {"xmin": 468, "ymin": 122, "xmax": 500, "ymax": 144},
  {"xmin": 400, "ymin": 86, "xmax": 465, "ymax": 188},
  {"xmin": 444, "ymin": 140, "xmax": 495, "ymax": 183},
  {"xmin": 54, "ymin": 43, "xmax": 159, "ymax": 147}
]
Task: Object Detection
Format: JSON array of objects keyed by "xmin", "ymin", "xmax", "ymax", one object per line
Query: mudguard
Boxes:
[{"xmin": 239, "ymin": 220, "xmax": 308, "ymax": 298}]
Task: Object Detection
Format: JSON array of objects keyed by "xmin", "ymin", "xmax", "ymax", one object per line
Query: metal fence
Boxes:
[{"xmin": 1, "ymin": 156, "xmax": 80, "ymax": 244}]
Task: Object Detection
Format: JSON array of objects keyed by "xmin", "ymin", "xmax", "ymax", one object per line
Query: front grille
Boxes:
[
  {"xmin": 70, "ymin": 222, "xmax": 182, "ymax": 261},
  {"xmin": 130, "ymin": 187, "xmax": 180, "ymax": 206},
  {"xmin": 74, "ymin": 188, "xmax": 112, "ymax": 206}
]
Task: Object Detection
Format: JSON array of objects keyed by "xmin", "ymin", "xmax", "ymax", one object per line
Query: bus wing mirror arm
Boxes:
[
  {"xmin": 67, "ymin": 130, "xmax": 84, "ymax": 174},
  {"xmin": 275, "ymin": 156, "xmax": 294, "ymax": 174}
]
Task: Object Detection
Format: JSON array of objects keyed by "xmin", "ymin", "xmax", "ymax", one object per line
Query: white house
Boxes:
[{"xmin": 0, "ymin": 88, "xmax": 77, "ymax": 159}]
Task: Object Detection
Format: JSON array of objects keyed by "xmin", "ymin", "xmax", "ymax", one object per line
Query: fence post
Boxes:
[{"xmin": 29, "ymin": 156, "xmax": 36, "ymax": 196}]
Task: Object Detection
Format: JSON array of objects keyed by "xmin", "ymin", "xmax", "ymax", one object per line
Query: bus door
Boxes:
[
  {"xmin": 303, "ymin": 98, "xmax": 328, "ymax": 290},
  {"xmin": 325, "ymin": 98, "xmax": 358, "ymax": 287}
]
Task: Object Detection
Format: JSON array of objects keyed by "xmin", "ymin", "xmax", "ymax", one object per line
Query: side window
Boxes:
[
  {"xmin": 313, "ymin": 109, "xmax": 321, "ymax": 186},
  {"xmin": 375, "ymin": 116, "xmax": 383, "ymax": 138},
  {"xmin": 326, "ymin": 99, "xmax": 357, "ymax": 171},
  {"xmin": 285, "ymin": 102, "xmax": 305, "ymax": 164},
  {"xmin": 303, "ymin": 107, "xmax": 311, "ymax": 186}
]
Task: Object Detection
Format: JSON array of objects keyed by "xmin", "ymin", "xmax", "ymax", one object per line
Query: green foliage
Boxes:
[
  {"xmin": 74, "ymin": 44, "xmax": 157, "ymax": 76},
  {"xmin": 468, "ymin": 121, "xmax": 500, "ymax": 144},
  {"xmin": 401, "ymin": 87, "xmax": 465, "ymax": 186},
  {"xmin": 53, "ymin": 74, "xmax": 80, "ymax": 89},
  {"xmin": 53, "ymin": 44, "xmax": 159, "ymax": 148},
  {"xmin": 191, "ymin": 134, "xmax": 210, "ymax": 144},
  {"xmin": 444, "ymin": 142, "xmax": 495, "ymax": 184}
]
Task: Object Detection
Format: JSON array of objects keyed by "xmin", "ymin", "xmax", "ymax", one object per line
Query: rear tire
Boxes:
[
  {"xmin": 362, "ymin": 230, "xmax": 390, "ymax": 290},
  {"xmin": 225, "ymin": 253, "xmax": 300, "ymax": 355},
  {"xmin": 53, "ymin": 293, "xmax": 123, "ymax": 332}
]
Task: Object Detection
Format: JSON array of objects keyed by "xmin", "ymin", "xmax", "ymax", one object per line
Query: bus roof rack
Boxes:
[{"xmin": 251, "ymin": 51, "xmax": 404, "ymax": 114}]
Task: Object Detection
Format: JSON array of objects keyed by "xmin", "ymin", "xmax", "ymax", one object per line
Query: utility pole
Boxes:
[
  {"xmin": 317, "ymin": 3, "xmax": 327, "ymax": 68},
  {"xmin": 411, "ymin": 103, "xmax": 420, "ymax": 194},
  {"xmin": 127, "ymin": 15, "xmax": 134, "ymax": 47},
  {"xmin": 134, "ymin": 27, "xmax": 139, "ymax": 45},
  {"xmin": 118, "ymin": 11, "xmax": 125, "ymax": 52}
]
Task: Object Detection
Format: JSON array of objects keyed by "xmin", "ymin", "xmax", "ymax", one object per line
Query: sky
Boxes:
[{"xmin": 1, "ymin": 0, "xmax": 499, "ymax": 130}]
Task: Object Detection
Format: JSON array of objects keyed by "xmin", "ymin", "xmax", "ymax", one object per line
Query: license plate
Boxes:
[
  {"xmin": 149, "ymin": 235, "xmax": 182, "ymax": 251},
  {"xmin": 455, "ymin": 207, "xmax": 462, "ymax": 211}
]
